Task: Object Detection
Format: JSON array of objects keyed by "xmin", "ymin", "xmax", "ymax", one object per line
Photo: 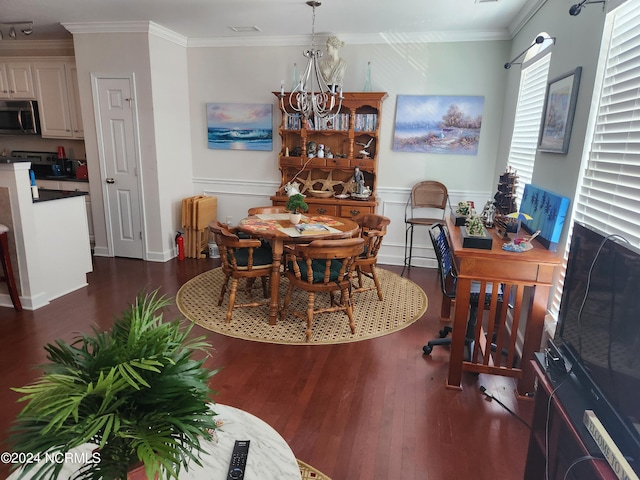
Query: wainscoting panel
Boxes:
[{"xmin": 192, "ymin": 178, "xmax": 492, "ymax": 268}]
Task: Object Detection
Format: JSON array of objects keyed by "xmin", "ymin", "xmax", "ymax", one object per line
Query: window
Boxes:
[
  {"xmin": 506, "ymin": 36, "xmax": 553, "ymax": 205},
  {"xmin": 551, "ymin": 0, "xmax": 640, "ymax": 317},
  {"xmin": 574, "ymin": 0, "xmax": 640, "ymax": 245}
]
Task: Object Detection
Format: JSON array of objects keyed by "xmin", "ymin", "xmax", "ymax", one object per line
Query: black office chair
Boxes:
[{"xmin": 422, "ymin": 223, "xmax": 504, "ymax": 357}]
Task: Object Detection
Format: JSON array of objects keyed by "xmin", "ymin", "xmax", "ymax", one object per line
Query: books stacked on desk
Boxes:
[{"xmin": 295, "ymin": 223, "xmax": 330, "ymax": 235}]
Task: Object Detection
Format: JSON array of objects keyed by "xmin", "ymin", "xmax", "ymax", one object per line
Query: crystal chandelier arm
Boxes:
[{"xmin": 279, "ymin": 1, "xmax": 344, "ymax": 121}]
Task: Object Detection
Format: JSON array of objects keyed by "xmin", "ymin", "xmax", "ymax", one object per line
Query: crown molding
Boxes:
[
  {"xmin": 188, "ymin": 29, "xmax": 512, "ymax": 48},
  {"xmin": 508, "ymin": 0, "xmax": 548, "ymax": 37},
  {"xmin": 62, "ymin": 21, "xmax": 188, "ymax": 47},
  {"xmin": 0, "ymin": 39, "xmax": 74, "ymax": 53}
]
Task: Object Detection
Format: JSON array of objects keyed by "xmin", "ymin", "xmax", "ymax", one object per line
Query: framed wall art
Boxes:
[
  {"xmin": 392, "ymin": 95, "xmax": 484, "ymax": 155},
  {"xmin": 538, "ymin": 67, "xmax": 582, "ymax": 154},
  {"xmin": 206, "ymin": 103, "xmax": 273, "ymax": 151}
]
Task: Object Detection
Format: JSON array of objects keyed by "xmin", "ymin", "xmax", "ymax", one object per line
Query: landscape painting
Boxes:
[
  {"xmin": 206, "ymin": 103, "xmax": 273, "ymax": 151},
  {"xmin": 393, "ymin": 95, "xmax": 484, "ymax": 155}
]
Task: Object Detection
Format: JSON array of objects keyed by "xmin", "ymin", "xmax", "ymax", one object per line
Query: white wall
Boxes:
[
  {"xmin": 188, "ymin": 39, "xmax": 511, "ymax": 265},
  {"xmin": 73, "ymin": 29, "xmax": 194, "ymax": 261},
  {"xmin": 149, "ymin": 34, "xmax": 194, "ymax": 260}
]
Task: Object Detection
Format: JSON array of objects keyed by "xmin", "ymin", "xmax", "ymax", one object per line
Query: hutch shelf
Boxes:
[{"xmin": 270, "ymin": 91, "xmax": 387, "ymax": 219}]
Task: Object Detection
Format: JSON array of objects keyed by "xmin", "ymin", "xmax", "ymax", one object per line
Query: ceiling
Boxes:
[{"xmin": 0, "ymin": 0, "xmax": 547, "ymax": 45}]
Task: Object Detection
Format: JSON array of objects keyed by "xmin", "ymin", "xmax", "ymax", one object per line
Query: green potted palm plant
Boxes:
[
  {"xmin": 286, "ymin": 193, "xmax": 308, "ymax": 225},
  {"xmin": 9, "ymin": 291, "xmax": 219, "ymax": 480}
]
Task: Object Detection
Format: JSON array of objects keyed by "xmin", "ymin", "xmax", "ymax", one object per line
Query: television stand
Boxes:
[{"xmin": 524, "ymin": 354, "xmax": 619, "ymax": 479}]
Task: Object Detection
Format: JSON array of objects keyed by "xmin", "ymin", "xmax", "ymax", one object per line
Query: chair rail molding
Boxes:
[
  {"xmin": 375, "ymin": 187, "xmax": 492, "ymax": 267},
  {"xmin": 191, "ymin": 179, "xmax": 492, "ymax": 268}
]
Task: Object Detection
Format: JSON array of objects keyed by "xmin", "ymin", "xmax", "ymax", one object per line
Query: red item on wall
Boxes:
[{"xmin": 57, "ymin": 146, "xmax": 66, "ymax": 159}]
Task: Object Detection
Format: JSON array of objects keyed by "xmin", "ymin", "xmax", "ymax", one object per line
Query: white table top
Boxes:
[{"xmin": 8, "ymin": 404, "xmax": 302, "ymax": 480}]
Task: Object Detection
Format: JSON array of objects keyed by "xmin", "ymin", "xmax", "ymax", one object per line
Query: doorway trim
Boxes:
[{"xmin": 90, "ymin": 72, "xmax": 147, "ymax": 259}]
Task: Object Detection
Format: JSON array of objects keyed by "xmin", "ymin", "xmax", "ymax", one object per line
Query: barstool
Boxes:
[{"xmin": 0, "ymin": 224, "xmax": 22, "ymax": 311}]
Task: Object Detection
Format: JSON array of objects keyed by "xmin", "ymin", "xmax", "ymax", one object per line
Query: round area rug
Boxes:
[{"xmin": 176, "ymin": 267, "xmax": 428, "ymax": 345}]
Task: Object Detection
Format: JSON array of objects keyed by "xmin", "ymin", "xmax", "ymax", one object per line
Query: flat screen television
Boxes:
[{"xmin": 556, "ymin": 221, "xmax": 640, "ymax": 472}]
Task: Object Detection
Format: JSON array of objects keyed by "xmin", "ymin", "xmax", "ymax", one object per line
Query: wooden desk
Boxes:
[
  {"xmin": 237, "ymin": 214, "xmax": 360, "ymax": 325},
  {"xmin": 444, "ymin": 215, "xmax": 561, "ymax": 396}
]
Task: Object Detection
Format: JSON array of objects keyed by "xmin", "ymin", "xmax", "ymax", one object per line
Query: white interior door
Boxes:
[{"xmin": 93, "ymin": 75, "xmax": 144, "ymax": 259}]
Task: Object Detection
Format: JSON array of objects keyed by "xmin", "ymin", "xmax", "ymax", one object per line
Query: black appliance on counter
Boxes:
[{"xmin": 10, "ymin": 150, "xmax": 74, "ymax": 179}]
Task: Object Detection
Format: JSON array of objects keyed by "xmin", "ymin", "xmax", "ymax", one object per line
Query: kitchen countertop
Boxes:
[
  {"xmin": 38, "ymin": 176, "xmax": 89, "ymax": 183},
  {"xmin": 1, "ymin": 158, "xmax": 30, "ymax": 164},
  {"xmin": 34, "ymin": 188, "xmax": 88, "ymax": 203}
]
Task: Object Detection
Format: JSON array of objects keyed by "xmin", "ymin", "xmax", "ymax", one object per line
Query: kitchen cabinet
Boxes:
[
  {"xmin": 270, "ymin": 92, "xmax": 386, "ymax": 219},
  {"xmin": 32, "ymin": 61, "xmax": 83, "ymax": 139},
  {"xmin": 66, "ymin": 64, "xmax": 84, "ymax": 138},
  {"xmin": 0, "ymin": 62, "xmax": 36, "ymax": 100}
]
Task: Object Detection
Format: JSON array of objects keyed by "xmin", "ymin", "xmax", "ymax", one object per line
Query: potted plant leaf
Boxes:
[
  {"xmin": 285, "ymin": 193, "xmax": 308, "ymax": 225},
  {"xmin": 9, "ymin": 291, "xmax": 219, "ymax": 480}
]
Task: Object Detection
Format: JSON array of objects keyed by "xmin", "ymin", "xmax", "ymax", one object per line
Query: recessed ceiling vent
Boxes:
[
  {"xmin": 475, "ymin": 0, "xmax": 499, "ymax": 3},
  {"xmin": 228, "ymin": 26, "xmax": 262, "ymax": 33}
]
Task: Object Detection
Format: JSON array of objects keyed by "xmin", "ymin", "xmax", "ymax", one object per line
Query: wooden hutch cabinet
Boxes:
[{"xmin": 270, "ymin": 91, "xmax": 387, "ymax": 219}]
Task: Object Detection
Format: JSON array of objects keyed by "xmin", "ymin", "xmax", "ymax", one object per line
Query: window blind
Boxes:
[
  {"xmin": 550, "ymin": 0, "xmax": 640, "ymax": 317},
  {"xmin": 574, "ymin": 0, "xmax": 640, "ymax": 248},
  {"xmin": 507, "ymin": 54, "xmax": 552, "ymax": 205}
]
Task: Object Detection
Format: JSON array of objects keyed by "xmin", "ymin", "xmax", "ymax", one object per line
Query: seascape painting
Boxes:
[
  {"xmin": 520, "ymin": 183, "xmax": 570, "ymax": 252},
  {"xmin": 206, "ymin": 103, "xmax": 273, "ymax": 151},
  {"xmin": 393, "ymin": 95, "xmax": 484, "ymax": 155}
]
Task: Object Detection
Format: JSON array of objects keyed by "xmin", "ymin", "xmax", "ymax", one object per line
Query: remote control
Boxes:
[{"xmin": 227, "ymin": 440, "xmax": 250, "ymax": 479}]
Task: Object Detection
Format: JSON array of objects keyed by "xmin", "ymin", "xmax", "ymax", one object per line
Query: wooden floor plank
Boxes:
[{"xmin": 0, "ymin": 258, "xmax": 533, "ymax": 479}]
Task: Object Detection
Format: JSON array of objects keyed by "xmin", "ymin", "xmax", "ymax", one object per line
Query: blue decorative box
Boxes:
[{"xmin": 519, "ymin": 184, "xmax": 570, "ymax": 252}]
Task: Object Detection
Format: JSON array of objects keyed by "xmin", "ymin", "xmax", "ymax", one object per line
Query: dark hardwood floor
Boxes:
[{"xmin": 0, "ymin": 257, "xmax": 534, "ymax": 479}]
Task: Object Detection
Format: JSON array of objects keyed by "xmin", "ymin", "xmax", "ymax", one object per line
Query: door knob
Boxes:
[{"xmin": 106, "ymin": 178, "xmax": 115, "ymax": 184}]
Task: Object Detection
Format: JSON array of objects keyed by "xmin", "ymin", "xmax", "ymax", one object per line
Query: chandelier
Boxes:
[{"xmin": 279, "ymin": 1, "xmax": 343, "ymax": 120}]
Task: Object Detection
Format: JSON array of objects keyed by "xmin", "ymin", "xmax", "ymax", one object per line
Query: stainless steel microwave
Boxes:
[{"xmin": 0, "ymin": 100, "xmax": 40, "ymax": 135}]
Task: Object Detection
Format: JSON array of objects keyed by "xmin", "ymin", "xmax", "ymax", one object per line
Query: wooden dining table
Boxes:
[{"xmin": 237, "ymin": 214, "xmax": 360, "ymax": 325}]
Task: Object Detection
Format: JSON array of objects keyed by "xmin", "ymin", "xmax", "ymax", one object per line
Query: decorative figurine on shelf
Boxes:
[
  {"xmin": 481, "ymin": 200, "xmax": 496, "ymax": 228},
  {"xmin": 284, "ymin": 181, "xmax": 303, "ymax": 197},
  {"xmin": 317, "ymin": 143, "xmax": 325, "ymax": 158},
  {"xmin": 353, "ymin": 166, "xmax": 365, "ymax": 195},
  {"xmin": 306, "ymin": 141, "xmax": 317, "ymax": 158},
  {"xmin": 356, "ymin": 137, "xmax": 373, "ymax": 158},
  {"xmin": 325, "ymin": 146, "xmax": 333, "ymax": 158},
  {"xmin": 320, "ymin": 35, "xmax": 347, "ymax": 90}
]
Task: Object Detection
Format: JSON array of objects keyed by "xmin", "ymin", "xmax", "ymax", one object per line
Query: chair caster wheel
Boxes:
[
  {"xmin": 439, "ymin": 326, "xmax": 452, "ymax": 338},
  {"xmin": 422, "ymin": 345, "xmax": 433, "ymax": 355}
]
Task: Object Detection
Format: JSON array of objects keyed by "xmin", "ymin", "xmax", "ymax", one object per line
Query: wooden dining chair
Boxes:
[
  {"xmin": 352, "ymin": 213, "xmax": 391, "ymax": 301},
  {"xmin": 209, "ymin": 221, "xmax": 273, "ymax": 323},
  {"xmin": 247, "ymin": 206, "xmax": 288, "ymax": 215},
  {"xmin": 279, "ymin": 237, "xmax": 365, "ymax": 341}
]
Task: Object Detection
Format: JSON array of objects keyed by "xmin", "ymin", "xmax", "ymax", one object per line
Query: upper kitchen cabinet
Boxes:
[
  {"xmin": 32, "ymin": 61, "xmax": 83, "ymax": 139},
  {"xmin": 0, "ymin": 62, "xmax": 36, "ymax": 100}
]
